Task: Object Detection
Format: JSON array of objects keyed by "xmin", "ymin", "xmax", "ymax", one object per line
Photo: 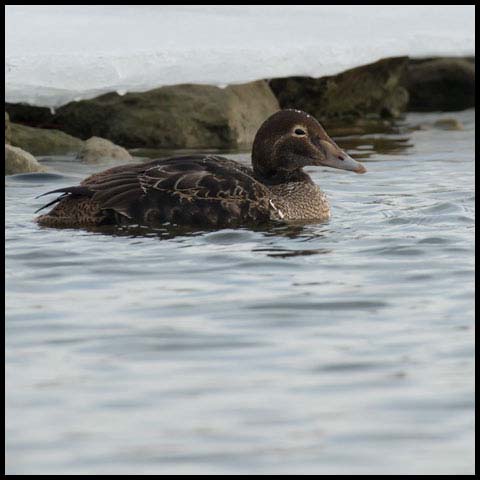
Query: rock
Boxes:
[
  {"xmin": 5, "ymin": 144, "xmax": 46, "ymax": 175},
  {"xmin": 433, "ymin": 118, "xmax": 464, "ymax": 131},
  {"xmin": 405, "ymin": 58, "xmax": 475, "ymax": 111},
  {"xmin": 323, "ymin": 118, "xmax": 401, "ymax": 138},
  {"xmin": 76, "ymin": 136, "xmax": 133, "ymax": 163},
  {"xmin": 5, "ymin": 112, "xmax": 11, "ymax": 144},
  {"xmin": 5, "ymin": 103, "xmax": 56, "ymax": 126},
  {"xmin": 9, "ymin": 123, "xmax": 84, "ymax": 155},
  {"xmin": 50, "ymin": 80, "xmax": 279, "ymax": 149},
  {"xmin": 409, "ymin": 117, "xmax": 464, "ymax": 132},
  {"xmin": 269, "ymin": 57, "xmax": 409, "ymax": 125}
]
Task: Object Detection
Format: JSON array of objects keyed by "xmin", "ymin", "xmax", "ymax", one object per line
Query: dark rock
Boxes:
[
  {"xmin": 48, "ymin": 81, "xmax": 279, "ymax": 149},
  {"xmin": 10, "ymin": 123, "xmax": 84, "ymax": 156},
  {"xmin": 5, "ymin": 103, "xmax": 56, "ymax": 127},
  {"xmin": 269, "ymin": 57, "xmax": 410, "ymax": 124},
  {"xmin": 405, "ymin": 58, "xmax": 475, "ymax": 111}
]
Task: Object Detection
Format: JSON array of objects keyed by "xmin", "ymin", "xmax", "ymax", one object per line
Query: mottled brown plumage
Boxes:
[{"xmin": 36, "ymin": 109, "xmax": 366, "ymax": 229}]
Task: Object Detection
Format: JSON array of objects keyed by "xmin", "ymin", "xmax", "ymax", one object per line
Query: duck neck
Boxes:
[{"xmin": 253, "ymin": 167, "xmax": 313, "ymax": 186}]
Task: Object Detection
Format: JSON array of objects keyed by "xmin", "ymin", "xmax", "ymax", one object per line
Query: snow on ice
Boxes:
[{"xmin": 5, "ymin": 5, "xmax": 475, "ymax": 108}]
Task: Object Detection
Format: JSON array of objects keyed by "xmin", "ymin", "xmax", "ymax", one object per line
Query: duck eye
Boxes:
[{"xmin": 294, "ymin": 128, "xmax": 306, "ymax": 136}]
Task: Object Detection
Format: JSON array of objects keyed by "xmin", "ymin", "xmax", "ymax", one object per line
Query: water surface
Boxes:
[{"xmin": 5, "ymin": 110, "xmax": 475, "ymax": 474}]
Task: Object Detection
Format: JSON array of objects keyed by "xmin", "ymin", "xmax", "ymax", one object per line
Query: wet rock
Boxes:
[
  {"xmin": 5, "ymin": 112, "xmax": 11, "ymax": 144},
  {"xmin": 5, "ymin": 144, "xmax": 46, "ymax": 175},
  {"xmin": 10, "ymin": 123, "xmax": 84, "ymax": 155},
  {"xmin": 77, "ymin": 136, "xmax": 133, "ymax": 163},
  {"xmin": 325, "ymin": 118, "xmax": 401, "ymax": 138},
  {"xmin": 433, "ymin": 118, "xmax": 464, "ymax": 131},
  {"xmin": 269, "ymin": 57, "xmax": 410, "ymax": 125},
  {"xmin": 405, "ymin": 58, "xmax": 475, "ymax": 111},
  {"xmin": 49, "ymin": 80, "xmax": 279, "ymax": 149},
  {"xmin": 412, "ymin": 118, "xmax": 465, "ymax": 132}
]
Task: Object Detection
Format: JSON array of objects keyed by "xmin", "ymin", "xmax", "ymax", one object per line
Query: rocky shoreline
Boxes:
[{"xmin": 5, "ymin": 56, "xmax": 475, "ymax": 174}]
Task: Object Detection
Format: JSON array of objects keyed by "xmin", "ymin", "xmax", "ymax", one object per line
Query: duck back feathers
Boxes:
[{"xmin": 36, "ymin": 155, "xmax": 274, "ymax": 228}]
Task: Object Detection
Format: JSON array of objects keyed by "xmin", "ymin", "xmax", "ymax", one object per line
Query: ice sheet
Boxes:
[{"xmin": 5, "ymin": 5, "xmax": 475, "ymax": 108}]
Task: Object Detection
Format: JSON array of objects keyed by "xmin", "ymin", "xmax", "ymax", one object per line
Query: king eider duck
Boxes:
[{"xmin": 36, "ymin": 109, "xmax": 366, "ymax": 228}]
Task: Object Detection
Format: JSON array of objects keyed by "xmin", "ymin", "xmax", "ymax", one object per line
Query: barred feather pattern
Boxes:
[
  {"xmin": 36, "ymin": 154, "xmax": 331, "ymax": 228},
  {"xmin": 37, "ymin": 155, "xmax": 272, "ymax": 227}
]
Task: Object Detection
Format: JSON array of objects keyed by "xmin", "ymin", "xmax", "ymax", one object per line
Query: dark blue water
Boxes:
[{"xmin": 5, "ymin": 110, "xmax": 475, "ymax": 474}]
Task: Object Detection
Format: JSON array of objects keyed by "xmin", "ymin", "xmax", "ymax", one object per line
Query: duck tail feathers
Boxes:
[{"xmin": 35, "ymin": 185, "xmax": 93, "ymax": 213}]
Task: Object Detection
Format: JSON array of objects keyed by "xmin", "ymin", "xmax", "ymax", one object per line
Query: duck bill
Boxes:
[{"xmin": 317, "ymin": 140, "xmax": 367, "ymax": 174}]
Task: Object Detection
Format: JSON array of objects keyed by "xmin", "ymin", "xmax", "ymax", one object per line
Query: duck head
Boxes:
[{"xmin": 252, "ymin": 109, "xmax": 366, "ymax": 180}]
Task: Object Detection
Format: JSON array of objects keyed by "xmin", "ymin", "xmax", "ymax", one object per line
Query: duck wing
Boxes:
[{"xmin": 37, "ymin": 155, "xmax": 274, "ymax": 227}]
